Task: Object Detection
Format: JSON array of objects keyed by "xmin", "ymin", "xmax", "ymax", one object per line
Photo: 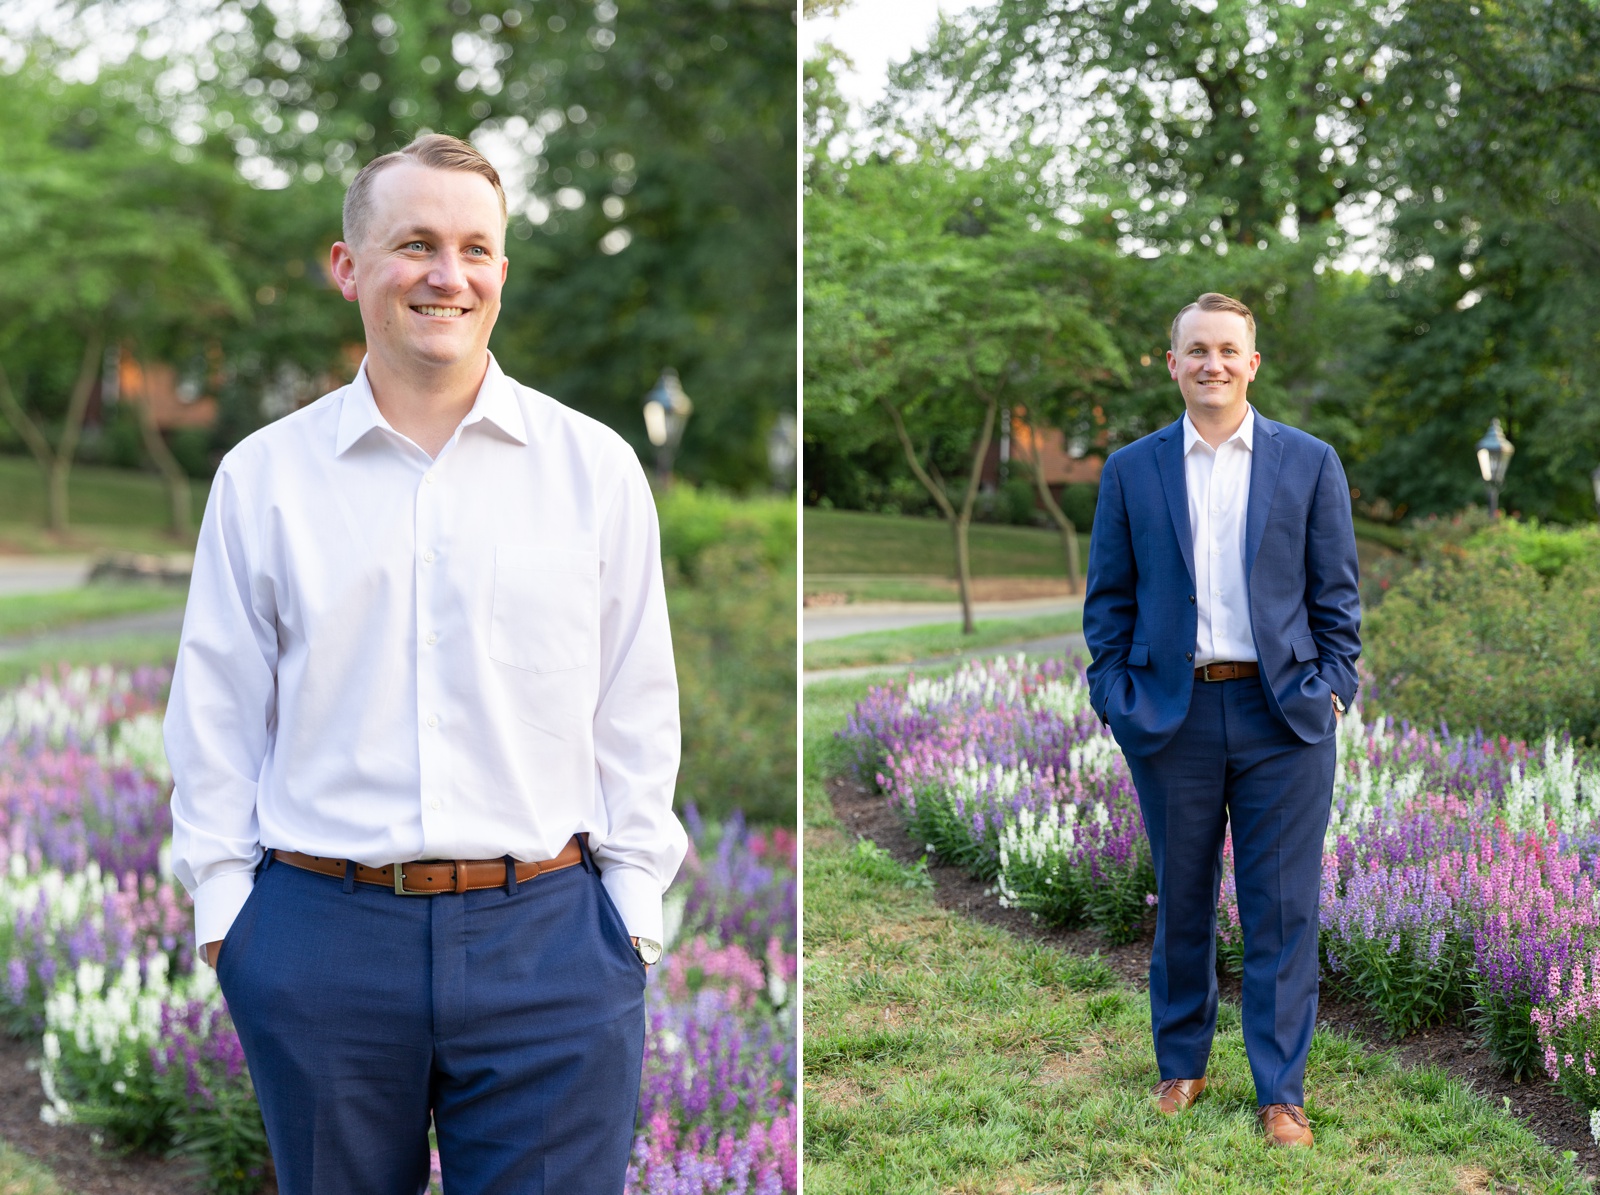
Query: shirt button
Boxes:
[
  {"xmin": 426, "ymin": 632, "xmax": 438, "ymax": 646},
  {"xmin": 427, "ymin": 714, "xmax": 439, "ymax": 728},
  {"xmin": 1214, "ymin": 589, "xmax": 1222, "ymax": 596},
  {"xmin": 423, "ymin": 549, "xmax": 436, "ymax": 564},
  {"xmin": 430, "ymin": 799, "xmax": 441, "ymax": 811},
  {"xmin": 424, "ymin": 474, "xmax": 435, "ymax": 486}
]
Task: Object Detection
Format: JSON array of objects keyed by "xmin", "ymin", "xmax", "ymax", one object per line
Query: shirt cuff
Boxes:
[
  {"xmin": 193, "ymin": 868, "xmax": 257, "ymax": 951},
  {"xmin": 599, "ymin": 862, "xmax": 664, "ymax": 945}
]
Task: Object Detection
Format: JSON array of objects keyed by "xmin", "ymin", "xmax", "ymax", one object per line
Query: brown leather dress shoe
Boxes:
[
  {"xmin": 1259, "ymin": 1103, "xmax": 1313, "ymax": 1147},
  {"xmin": 1151, "ymin": 1077, "xmax": 1207, "ymax": 1114}
]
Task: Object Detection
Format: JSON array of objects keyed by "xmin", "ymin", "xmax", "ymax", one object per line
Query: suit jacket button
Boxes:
[
  {"xmin": 1186, "ymin": 652, "xmax": 1194, "ymax": 661},
  {"xmin": 1189, "ymin": 594, "xmax": 1196, "ymax": 603}
]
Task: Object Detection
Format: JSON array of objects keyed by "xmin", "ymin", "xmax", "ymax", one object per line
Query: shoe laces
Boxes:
[
  {"xmin": 1153, "ymin": 1079, "xmax": 1189, "ymax": 1097},
  {"xmin": 1259, "ymin": 1103, "xmax": 1308, "ymax": 1127}
]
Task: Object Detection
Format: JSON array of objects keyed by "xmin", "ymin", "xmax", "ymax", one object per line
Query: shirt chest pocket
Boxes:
[{"xmin": 488, "ymin": 545, "xmax": 600, "ymax": 674}]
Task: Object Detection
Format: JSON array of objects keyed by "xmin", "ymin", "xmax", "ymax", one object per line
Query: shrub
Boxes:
[
  {"xmin": 668, "ymin": 541, "xmax": 794, "ymax": 827},
  {"xmin": 1365, "ymin": 532, "xmax": 1600, "ymax": 744}
]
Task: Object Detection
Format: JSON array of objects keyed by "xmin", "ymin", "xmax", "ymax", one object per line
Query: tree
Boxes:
[
  {"xmin": 204, "ymin": 0, "xmax": 795, "ymax": 488},
  {"xmin": 0, "ymin": 54, "xmax": 248, "ymax": 535},
  {"xmin": 807, "ymin": 152, "xmax": 1123, "ymax": 630}
]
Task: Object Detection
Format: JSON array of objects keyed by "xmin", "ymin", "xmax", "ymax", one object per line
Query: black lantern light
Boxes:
[
  {"xmin": 1475, "ymin": 418, "xmax": 1514, "ymax": 518},
  {"xmin": 642, "ymin": 368, "xmax": 693, "ymax": 486}
]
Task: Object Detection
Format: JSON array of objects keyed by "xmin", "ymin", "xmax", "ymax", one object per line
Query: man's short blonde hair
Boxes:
[
  {"xmin": 342, "ymin": 133, "xmax": 508, "ymax": 247},
  {"xmin": 1170, "ymin": 292, "xmax": 1256, "ymax": 352}
]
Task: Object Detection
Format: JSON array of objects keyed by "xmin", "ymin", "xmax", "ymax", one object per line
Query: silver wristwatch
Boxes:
[
  {"xmin": 632, "ymin": 936, "xmax": 663, "ymax": 965},
  {"xmin": 1332, "ymin": 692, "xmax": 1346, "ymax": 715}
]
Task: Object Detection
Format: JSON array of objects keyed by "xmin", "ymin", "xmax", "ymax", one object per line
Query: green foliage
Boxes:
[
  {"xmin": 844, "ymin": 839, "xmax": 933, "ymax": 891},
  {"xmin": 208, "ymin": 0, "xmax": 795, "ymax": 490},
  {"xmin": 665, "ymin": 491, "xmax": 795, "ymax": 827},
  {"xmin": 655, "ymin": 486, "xmax": 795, "ymax": 579},
  {"xmin": 1471, "ymin": 986, "xmax": 1545, "ymax": 1084},
  {"xmin": 1325, "ymin": 927, "xmax": 1474, "ymax": 1040},
  {"xmin": 1365, "ymin": 529, "xmax": 1600, "ymax": 743}
]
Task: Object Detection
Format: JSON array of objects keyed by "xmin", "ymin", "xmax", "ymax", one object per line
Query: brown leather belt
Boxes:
[
  {"xmin": 274, "ymin": 835, "xmax": 584, "ymax": 895},
  {"xmin": 1195, "ymin": 661, "xmax": 1260, "ymax": 682}
]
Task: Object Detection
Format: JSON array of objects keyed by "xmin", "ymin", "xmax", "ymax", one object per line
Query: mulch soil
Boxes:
[
  {"xmin": 826, "ymin": 773, "xmax": 1600, "ymax": 1181},
  {"xmin": 0, "ymin": 1032, "xmax": 211, "ymax": 1194}
]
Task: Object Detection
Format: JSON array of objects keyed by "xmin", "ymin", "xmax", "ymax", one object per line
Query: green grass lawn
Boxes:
[
  {"xmin": 804, "ymin": 676, "xmax": 1594, "ymax": 1195},
  {"xmin": 0, "ymin": 586, "xmax": 186, "ymax": 640},
  {"xmin": 805, "ymin": 509, "xmax": 1088, "ymax": 578},
  {"xmin": 805, "ymin": 507, "xmax": 1397, "ymax": 588},
  {"xmin": 0, "ymin": 455, "xmax": 208, "ymax": 553},
  {"xmin": 0, "ymin": 631, "xmax": 180, "ymax": 690},
  {"xmin": 804, "ymin": 612, "xmax": 1084, "ymax": 672}
]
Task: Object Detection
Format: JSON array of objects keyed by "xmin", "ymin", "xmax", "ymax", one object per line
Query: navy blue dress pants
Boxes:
[
  {"xmin": 1120, "ymin": 675, "xmax": 1335, "ymax": 1107},
  {"xmin": 217, "ymin": 845, "xmax": 646, "ymax": 1195}
]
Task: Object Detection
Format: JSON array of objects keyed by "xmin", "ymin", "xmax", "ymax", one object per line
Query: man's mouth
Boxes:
[{"xmin": 413, "ymin": 305, "xmax": 467, "ymax": 318}]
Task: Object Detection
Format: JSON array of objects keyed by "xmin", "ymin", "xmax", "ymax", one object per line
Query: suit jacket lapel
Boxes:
[
  {"xmin": 1156, "ymin": 419, "xmax": 1195, "ymax": 586},
  {"xmin": 1245, "ymin": 417, "xmax": 1283, "ymax": 579}
]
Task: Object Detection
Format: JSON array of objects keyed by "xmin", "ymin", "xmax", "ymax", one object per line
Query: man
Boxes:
[
  {"xmin": 164, "ymin": 133, "xmax": 687, "ymax": 1193},
  {"xmin": 1082, "ymin": 292, "xmax": 1360, "ymax": 1148}
]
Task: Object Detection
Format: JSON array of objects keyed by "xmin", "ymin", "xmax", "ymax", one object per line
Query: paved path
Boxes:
[
  {"xmin": 0, "ymin": 556, "xmax": 93, "ymax": 596},
  {"xmin": 804, "ymin": 631, "xmax": 1089, "ymax": 687},
  {"xmin": 0, "ymin": 607, "xmax": 186, "ymax": 659},
  {"xmin": 803, "ymin": 594, "xmax": 1084, "ymax": 643}
]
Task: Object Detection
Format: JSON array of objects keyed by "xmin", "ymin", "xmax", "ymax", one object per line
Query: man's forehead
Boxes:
[
  {"xmin": 1176, "ymin": 309, "xmax": 1251, "ymax": 348},
  {"xmin": 366, "ymin": 163, "xmax": 502, "ymax": 234}
]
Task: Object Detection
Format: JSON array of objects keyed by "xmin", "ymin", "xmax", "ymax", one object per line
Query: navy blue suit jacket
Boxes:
[{"xmin": 1083, "ymin": 412, "xmax": 1361, "ymax": 757}]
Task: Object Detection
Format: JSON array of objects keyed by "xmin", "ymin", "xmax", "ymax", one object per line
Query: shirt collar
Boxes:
[
  {"xmin": 1182, "ymin": 403, "xmax": 1255, "ymax": 456},
  {"xmin": 335, "ymin": 352, "xmax": 528, "ymax": 456}
]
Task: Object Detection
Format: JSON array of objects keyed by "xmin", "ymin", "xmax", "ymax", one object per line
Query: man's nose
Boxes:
[{"xmin": 428, "ymin": 255, "xmax": 467, "ymax": 292}]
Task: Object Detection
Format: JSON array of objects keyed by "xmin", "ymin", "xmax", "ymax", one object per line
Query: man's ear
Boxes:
[{"xmin": 329, "ymin": 242, "xmax": 360, "ymax": 302}]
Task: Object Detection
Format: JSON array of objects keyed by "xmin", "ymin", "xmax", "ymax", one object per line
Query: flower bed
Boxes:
[
  {"xmin": 0, "ymin": 665, "xmax": 795, "ymax": 1194},
  {"xmin": 842, "ymin": 655, "xmax": 1600, "ymax": 1130}
]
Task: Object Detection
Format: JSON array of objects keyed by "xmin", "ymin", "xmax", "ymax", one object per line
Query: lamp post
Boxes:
[
  {"xmin": 1591, "ymin": 464, "xmax": 1600, "ymax": 522},
  {"xmin": 767, "ymin": 413, "xmax": 796, "ymax": 493},
  {"xmin": 642, "ymin": 368, "xmax": 692, "ymax": 487},
  {"xmin": 1475, "ymin": 418, "xmax": 1514, "ymax": 518}
]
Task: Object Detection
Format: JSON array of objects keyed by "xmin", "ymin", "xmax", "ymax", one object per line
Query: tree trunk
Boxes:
[
  {"xmin": 44, "ymin": 328, "xmax": 107, "ymax": 535},
  {"xmin": 130, "ymin": 352, "xmax": 193, "ymax": 538},
  {"xmin": 951, "ymin": 393, "xmax": 1000, "ymax": 635},
  {"xmin": 1021, "ymin": 406, "xmax": 1080, "ymax": 592},
  {"xmin": 0, "ymin": 360, "xmax": 56, "ymax": 521}
]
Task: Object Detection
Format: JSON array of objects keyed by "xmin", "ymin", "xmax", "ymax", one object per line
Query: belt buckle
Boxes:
[
  {"xmin": 393, "ymin": 861, "xmax": 446, "ymax": 896},
  {"xmin": 1201, "ymin": 663, "xmax": 1217, "ymax": 682}
]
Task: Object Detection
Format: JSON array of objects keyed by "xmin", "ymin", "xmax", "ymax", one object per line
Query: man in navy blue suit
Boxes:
[{"xmin": 1082, "ymin": 292, "xmax": 1360, "ymax": 1148}]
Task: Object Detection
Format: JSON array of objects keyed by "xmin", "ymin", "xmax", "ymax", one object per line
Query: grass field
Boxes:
[
  {"xmin": 0, "ymin": 631, "xmax": 180, "ymax": 690},
  {"xmin": 804, "ymin": 676, "xmax": 1594, "ymax": 1195},
  {"xmin": 804, "ymin": 507, "xmax": 1396, "ymax": 591},
  {"xmin": 0, "ymin": 455, "xmax": 207, "ymax": 553},
  {"xmin": 0, "ymin": 587, "xmax": 186, "ymax": 640},
  {"xmin": 803, "ymin": 612, "xmax": 1083, "ymax": 672},
  {"xmin": 805, "ymin": 509, "xmax": 1088, "ymax": 578}
]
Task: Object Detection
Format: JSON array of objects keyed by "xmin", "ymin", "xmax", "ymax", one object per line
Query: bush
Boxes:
[
  {"xmin": 1056, "ymin": 482, "xmax": 1098, "ymax": 532},
  {"xmin": 1365, "ymin": 526, "xmax": 1600, "ymax": 744},
  {"xmin": 653, "ymin": 487, "xmax": 795, "ymax": 829}
]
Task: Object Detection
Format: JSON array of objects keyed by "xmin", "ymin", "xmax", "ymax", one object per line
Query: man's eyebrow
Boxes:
[
  {"xmin": 392, "ymin": 226, "xmax": 497, "ymax": 245},
  {"xmin": 1183, "ymin": 337, "xmax": 1245, "ymax": 350}
]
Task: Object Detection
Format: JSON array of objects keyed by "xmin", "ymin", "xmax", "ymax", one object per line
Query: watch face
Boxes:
[{"xmin": 636, "ymin": 938, "xmax": 663, "ymax": 965}]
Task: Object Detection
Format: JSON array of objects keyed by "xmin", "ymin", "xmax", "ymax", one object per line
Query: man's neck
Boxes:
[
  {"xmin": 366, "ymin": 349, "xmax": 489, "ymax": 459},
  {"xmin": 1186, "ymin": 401, "xmax": 1249, "ymax": 449}
]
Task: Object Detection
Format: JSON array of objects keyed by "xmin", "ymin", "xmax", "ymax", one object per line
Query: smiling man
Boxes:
[
  {"xmin": 1082, "ymin": 292, "xmax": 1360, "ymax": 1148},
  {"xmin": 164, "ymin": 134, "xmax": 686, "ymax": 1193}
]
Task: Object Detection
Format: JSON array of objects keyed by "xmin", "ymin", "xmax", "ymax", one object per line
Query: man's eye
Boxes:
[
  {"xmin": 467, "ymin": 246, "xmax": 487, "ymax": 256},
  {"xmin": 405, "ymin": 241, "xmax": 427, "ymax": 251}
]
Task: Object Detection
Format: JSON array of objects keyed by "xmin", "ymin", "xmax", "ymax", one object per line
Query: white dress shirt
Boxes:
[
  {"xmin": 165, "ymin": 354, "xmax": 687, "ymax": 950},
  {"xmin": 1183, "ymin": 405, "xmax": 1257, "ymax": 667}
]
